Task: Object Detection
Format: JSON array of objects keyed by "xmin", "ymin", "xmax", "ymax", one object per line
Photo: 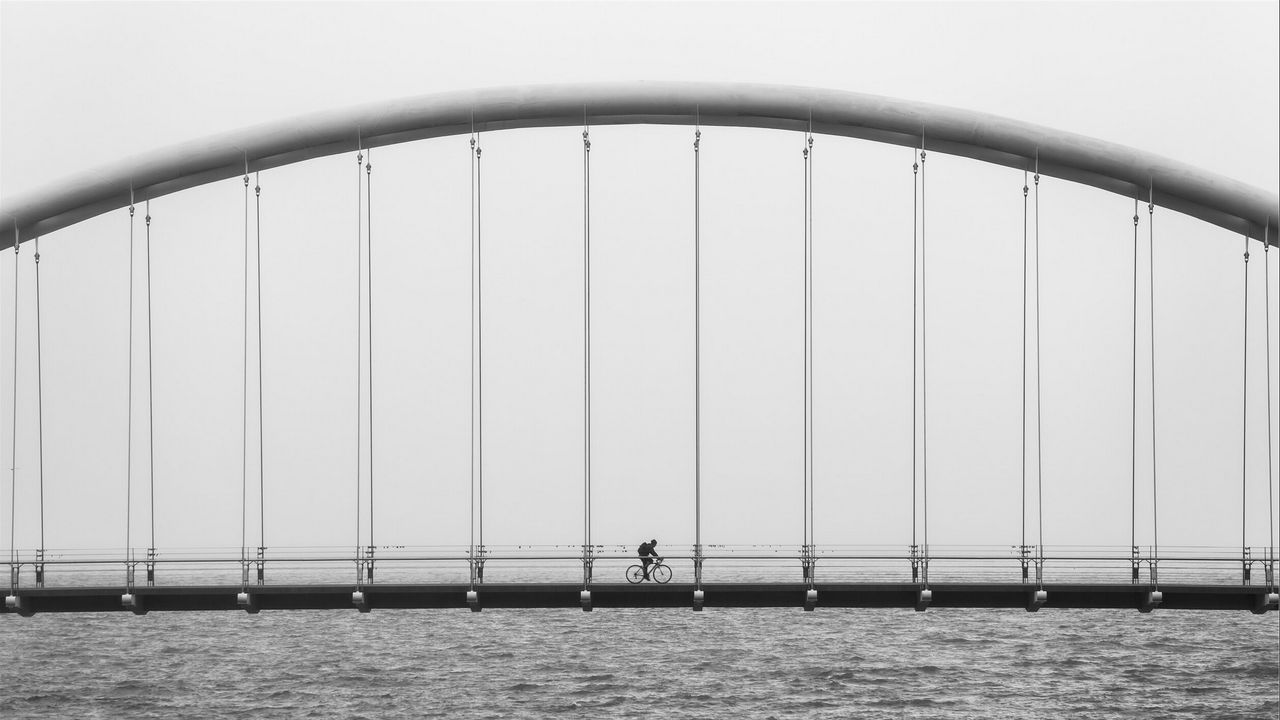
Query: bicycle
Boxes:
[{"xmin": 626, "ymin": 557, "xmax": 671, "ymax": 584}]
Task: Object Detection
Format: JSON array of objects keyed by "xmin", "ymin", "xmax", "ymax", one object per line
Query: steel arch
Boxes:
[{"xmin": 1, "ymin": 81, "xmax": 1276, "ymax": 248}]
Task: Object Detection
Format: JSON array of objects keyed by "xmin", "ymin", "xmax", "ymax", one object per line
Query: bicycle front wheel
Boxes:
[
  {"xmin": 626, "ymin": 565, "xmax": 646, "ymax": 584},
  {"xmin": 652, "ymin": 564, "xmax": 672, "ymax": 584}
]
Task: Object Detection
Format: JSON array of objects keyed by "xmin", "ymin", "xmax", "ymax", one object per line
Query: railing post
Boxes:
[
  {"xmin": 800, "ymin": 544, "xmax": 815, "ymax": 582},
  {"xmin": 693, "ymin": 543, "xmax": 703, "ymax": 587},
  {"xmin": 1242, "ymin": 546, "xmax": 1251, "ymax": 584},
  {"xmin": 34, "ymin": 549, "xmax": 44, "ymax": 587},
  {"xmin": 474, "ymin": 545, "xmax": 486, "ymax": 585}
]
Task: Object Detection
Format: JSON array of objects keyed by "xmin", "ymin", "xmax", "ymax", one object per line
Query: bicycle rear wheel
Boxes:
[
  {"xmin": 652, "ymin": 564, "xmax": 672, "ymax": 584},
  {"xmin": 626, "ymin": 565, "xmax": 646, "ymax": 584}
]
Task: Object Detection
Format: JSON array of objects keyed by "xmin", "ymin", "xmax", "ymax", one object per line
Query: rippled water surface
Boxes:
[{"xmin": 3, "ymin": 608, "xmax": 1277, "ymax": 718}]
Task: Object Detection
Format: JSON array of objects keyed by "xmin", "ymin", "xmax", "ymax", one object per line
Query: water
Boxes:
[{"xmin": 2, "ymin": 608, "xmax": 1276, "ymax": 718}]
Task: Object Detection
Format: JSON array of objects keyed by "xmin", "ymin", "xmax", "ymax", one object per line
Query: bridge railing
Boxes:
[{"xmin": 5, "ymin": 543, "xmax": 1277, "ymax": 589}]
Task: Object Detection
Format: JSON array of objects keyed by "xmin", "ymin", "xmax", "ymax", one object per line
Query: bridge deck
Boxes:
[{"xmin": 5, "ymin": 582, "xmax": 1277, "ymax": 615}]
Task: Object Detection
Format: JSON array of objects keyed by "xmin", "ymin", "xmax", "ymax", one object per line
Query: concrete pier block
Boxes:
[{"xmin": 121, "ymin": 593, "xmax": 147, "ymax": 615}]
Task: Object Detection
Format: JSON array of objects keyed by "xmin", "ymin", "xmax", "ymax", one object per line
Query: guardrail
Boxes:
[{"xmin": 6, "ymin": 543, "xmax": 1277, "ymax": 589}]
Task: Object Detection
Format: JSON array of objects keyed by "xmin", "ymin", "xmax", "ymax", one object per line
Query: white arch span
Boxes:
[{"xmin": 1, "ymin": 82, "xmax": 1276, "ymax": 248}]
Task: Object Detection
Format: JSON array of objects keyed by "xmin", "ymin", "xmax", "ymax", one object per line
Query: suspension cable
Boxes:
[
  {"xmin": 9, "ymin": 230, "xmax": 18, "ymax": 574},
  {"xmin": 469, "ymin": 131, "xmax": 486, "ymax": 586},
  {"xmin": 803, "ymin": 128, "xmax": 814, "ymax": 561},
  {"xmin": 1034, "ymin": 160, "xmax": 1044, "ymax": 576},
  {"xmin": 807, "ymin": 129, "xmax": 815, "ymax": 558},
  {"xmin": 1266, "ymin": 225, "xmax": 1275, "ymax": 587},
  {"xmin": 911, "ymin": 150, "xmax": 918, "ymax": 556},
  {"xmin": 693, "ymin": 117, "xmax": 702, "ymax": 586},
  {"xmin": 1022, "ymin": 172, "xmax": 1029, "ymax": 560},
  {"xmin": 256, "ymin": 173, "xmax": 265, "ymax": 558},
  {"xmin": 1242, "ymin": 232, "xmax": 1250, "ymax": 564},
  {"xmin": 241, "ymin": 167, "xmax": 249, "ymax": 565},
  {"xmin": 354, "ymin": 143, "xmax": 363, "ymax": 575},
  {"xmin": 920, "ymin": 144, "xmax": 928, "ymax": 576},
  {"xmin": 1148, "ymin": 189, "xmax": 1159, "ymax": 585},
  {"xmin": 126, "ymin": 199, "xmax": 134, "ymax": 565},
  {"xmin": 366, "ymin": 149, "xmax": 375, "ymax": 564},
  {"xmin": 476, "ymin": 136, "xmax": 484, "ymax": 564},
  {"xmin": 145, "ymin": 201, "xmax": 155, "ymax": 561},
  {"xmin": 469, "ymin": 133, "xmax": 476, "ymax": 584},
  {"xmin": 1131, "ymin": 199, "xmax": 1139, "ymax": 569},
  {"xmin": 34, "ymin": 235, "xmax": 44, "ymax": 570},
  {"xmin": 582, "ymin": 120, "xmax": 593, "ymax": 584}
]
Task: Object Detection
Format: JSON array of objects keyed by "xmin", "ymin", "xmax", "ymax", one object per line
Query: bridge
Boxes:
[{"xmin": 1, "ymin": 83, "xmax": 1278, "ymax": 616}]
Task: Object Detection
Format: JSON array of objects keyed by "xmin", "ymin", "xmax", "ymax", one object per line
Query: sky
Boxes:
[{"xmin": 0, "ymin": 1, "xmax": 1277, "ymax": 566}]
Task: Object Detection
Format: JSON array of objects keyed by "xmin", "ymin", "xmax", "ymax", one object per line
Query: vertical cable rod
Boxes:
[
  {"xmin": 807, "ymin": 129, "xmax": 815, "ymax": 561},
  {"xmin": 241, "ymin": 167, "xmax": 249, "ymax": 570},
  {"xmin": 1264, "ymin": 225, "xmax": 1275, "ymax": 589},
  {"xmin": 1021, "ymin": 172, "xmax": 1029, "ymax": 572},
  {"xmin": 476, "ymin": 137, "xmax": 484, "ymax": 566},
  {"xmin": 366, "ymin": 149, "xmax": 375, "ymax": 574},
  {"xmin": 801, "ymin": 128, "xmax": 814, "ymax": 580},
  {"xmin": 1242, "ymin": 232, "xmax": 1250, "ymax": 572},
  {"xmin": 9, "ymin": 232, "xmax": 18, "ymax": 578},
  {"xmin": 802, "ymin": 133, "xmax": 808, "ymax": 558},
  {"xmin": 1131, "ymin": 199, "xmax": 1139, "ymax": 579},
  {"xmin": 1265, "ymin": 225, "xmax": 1275, "ymax": 589},
  {"xmin": 911, "ymin": 150, "xmax": 918, "ymax": 565},
  {"xmin": 255, "ymin": 173, "xmax": 265, "ymax": 565},
  {"xmin": 1148, "ymin": 189, "xmax": 1159, "ymax": 587},
  {"xmin": 145, "ymin": 201, "xmax": 155, "ymax": 571},
  {"xmin": 803, "ymin": 127, "xmax": 814, "ymax": 566},
  {"xmin": 1034, "ymin": 160, "xmax": 1044, "ymax": 581},
  {"xmin": 582, "ymin": 120, "xmax": 592, "ymax": 585},
  {"xmin": 693, "ymin": 118, "xmax": 702, "ymax": 587},
  {"xmin": 469, "ymin": 133, "xmax": 476, "ymax": 587},
  {"xmin": 33, "ymin": 235, "xmax": 44, "ymax": 580},
  {"xmin": 126, "ymin": 200, "xmax": 134, "ymax": 574},
  {"xmin": 920, "ymin": 145, "xmax": 928, "ymax": 581},
  {"xmin": 353, "ymin": 143, "xmax": 363, "ymax": 581}
]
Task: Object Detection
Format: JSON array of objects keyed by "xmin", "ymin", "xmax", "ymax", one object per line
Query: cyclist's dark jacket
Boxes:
[{"xmin": 638, "ymin": 542, "xmax": 657, "ymax": 557}]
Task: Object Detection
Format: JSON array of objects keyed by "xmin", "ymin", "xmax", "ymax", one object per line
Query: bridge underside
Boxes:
[{"xmin": 4, "ymin": 583, "xmax": 1276, "ymax": 615}]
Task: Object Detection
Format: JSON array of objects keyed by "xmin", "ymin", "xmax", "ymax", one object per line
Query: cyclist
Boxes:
[{"xmin": 637, "ymin": 539, "xmax": 662, "ymax": 581}]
